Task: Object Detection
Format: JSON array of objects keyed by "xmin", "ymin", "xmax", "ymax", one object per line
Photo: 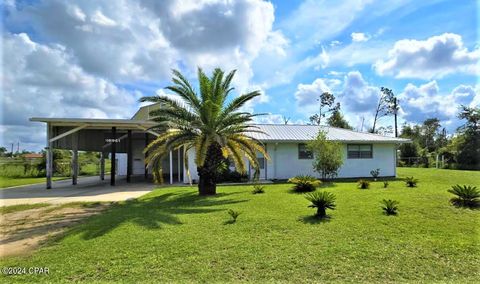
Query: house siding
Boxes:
[{"xmin": 183, "ymin": 142, "xmax": 397, "ymax": 183}]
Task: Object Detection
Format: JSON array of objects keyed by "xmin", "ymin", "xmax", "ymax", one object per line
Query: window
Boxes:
[
  {"xmin": 347, "ymin": 144, "xmax": 373, "ymax": 159},
  {"xmin": 298, "ymin": 144, "xmax": 313, "ymax": 159},
  {"xmin": 257, "ymin": 157, "xmax": 265, "ymax": 169}
]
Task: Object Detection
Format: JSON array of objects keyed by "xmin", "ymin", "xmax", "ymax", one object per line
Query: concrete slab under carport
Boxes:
[{"xmin": 0, "ymin": 176, "xmax": 156, "ymax": 206}]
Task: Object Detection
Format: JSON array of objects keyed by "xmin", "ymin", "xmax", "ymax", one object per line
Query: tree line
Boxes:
[{"xmin": 307, "ymin": 90, "xmax": 479, "ymax": 170}]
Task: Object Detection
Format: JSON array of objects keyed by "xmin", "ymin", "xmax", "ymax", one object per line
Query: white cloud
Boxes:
[
  {"xmin": 262, "ymin": 30, "xmax": 289, "ymax": 57},
  {"xmin": 329, "ymin": 40, "xmax": 342, "ymax": 47},
  {"xmin": 294, "ymin": 78, "xmax": 341, "ymax": 111},
  {"xmin": 4, "ymin": 0, "xmax": 276, "ymax": 89},
  {"xmin": 399, "ymin": 81, "xmax": 479, "ymax": 124},
  {"xmin": 340, "ymin": 71, "xmax": 382, "ymax": 115},
  {"xmin": 91, "ymin": 10, "xmax": 117, "ymax": 26},
  {"xmin": 1, "ymin": 33, "xmax": 139, "ymax": 150},
  {"xmin": 2, "ymin": 0, "xmax": 278, "ymax": 150},
  {"xmin": 374, "ymin": 33, "xmax": 480, "ymax": 79},
  {"xmin": 351, "ymin": 32, "xmax": 370, "ymax": 42}
]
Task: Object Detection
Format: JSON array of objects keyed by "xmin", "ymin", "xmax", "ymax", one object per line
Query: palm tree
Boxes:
[{"xmin": 140, "ymin": 68, "xmax": 268, "ymax": 195}]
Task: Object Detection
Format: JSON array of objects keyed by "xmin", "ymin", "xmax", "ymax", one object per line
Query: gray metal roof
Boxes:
[
  {"xmin": 30, "ymin": 118, "xmax": 409, "ymax": 143},
  {"xmin": 30, "ymin": 117, "xmax": 157, "ymax": 130},
  {"xmin": 248, "ymin": 124, "xmax": 410, "ymax": 143}
]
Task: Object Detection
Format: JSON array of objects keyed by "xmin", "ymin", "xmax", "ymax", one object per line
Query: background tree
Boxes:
[
  {"xmin": 309, "ymin": 92, "xmax": 337, "ymax": 125},
  {"xmin": 0, "ymin": 147, "xmax": 7, "ymax": 157},
  {"xmin": 455, "ymin": 105, "xmax": 480, "ymax": 169},
  {"xmin": 421, "ymin": 118, "xmax": 441, "ymax": 152},
  {"xmin": 307, "ymin": 130, "xmax": 344, "ymax": 180},
  {"xmin": 372, "ymin": 87, "xmax": 397, "ymax": 134},
  {"xmin": 327, "ymin": 103, "xmax": 353, "ymax": 129},
  {"xmin": 140, "ymin": 68, "xmax": 268, "ymax": 195}
]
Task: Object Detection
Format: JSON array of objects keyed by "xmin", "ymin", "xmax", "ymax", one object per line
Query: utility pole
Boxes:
[
  {"xmin": 17, "ymin": 142, "xmax": 20, "ymax": 153},
  {"xmin": 11, "ymin": 143, "xmax": 13, "ymax": 158},
  {"xmin": 394, "ymin": 97, "xmax": 398, "ymax": 137}
]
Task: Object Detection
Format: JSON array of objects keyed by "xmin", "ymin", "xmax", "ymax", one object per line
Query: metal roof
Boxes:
[
  {"xmin": 30, "ymin": 118, "xmax": 409, "ymax": 143},
  {"xmin": 248, "ymin": 124, "xmax": 410, "ymax": 143},
  {"xmin": 30, "ymin": 117, "xmax": 157, "ymax": 130}
]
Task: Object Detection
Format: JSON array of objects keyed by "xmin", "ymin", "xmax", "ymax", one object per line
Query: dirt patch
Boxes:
[{"xmin": 0, "ymin": 203, "xmax": 110, "ymax": 258}]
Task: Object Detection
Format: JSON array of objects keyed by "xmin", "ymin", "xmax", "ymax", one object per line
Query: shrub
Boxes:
[
  {"xmin": 357, "ymin": 179, "xmax": 370, "ymax": 189},
  {"xmin": 405, "ymin": 177, "xmax": 418, "ymax": 187},
  {"xmin": 370, "ymin": 168, "xmax": 380, "ymax": 180},
  {"xmin": 308, "ymin": 130, "xmax": 344, "ymax": 180},
  {"xmin": 227, "ymin": 209, "xmax": 241, "ymax": 223},
  {"xmin": 383, "ymin": 181, "xmax": 389, "ymax": 188},
  {"xmin": 305, "ymin": 191, "xmax": 336, "ymax": 218},
  {"xmin": 381, "ymin": 199, "xmax": 399, "ymax": 215},
  {"xmin": 288, "ymin": 175, "xmax": 321, "ymax": 192},
  {"xmin": 251, "ymin": 183, "xmax": 265, "ymax": 194},
  {"xmin": 447, "ymin": 185, "xmax": 480, "ymax": 208}
]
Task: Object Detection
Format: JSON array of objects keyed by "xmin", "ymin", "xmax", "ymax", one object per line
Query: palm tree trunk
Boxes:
[
  {"xmin": 197, "ymin": 143, "xmax": 223, "ymax": 195},
  {"xmin": 316, "ymin": 207, "xmax": 326, "ymax": 218}
]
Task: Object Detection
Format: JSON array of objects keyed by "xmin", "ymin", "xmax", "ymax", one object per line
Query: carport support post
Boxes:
[
  {"xmin": 72, "ymin": 132, "xmax": 78, "ymax": 185},
  {"xmin": 100, "ymin": 152, "xmax": 105, "ymax": 180},
  {"xmin": 169, "ymin": 150, "xmax": 173, "ymax": 185},
  {"xmin": 110, "ymin": 127, "xmax": 116, "ymax": 186},
  {"xmin": 127, "ymin": 130, "xmax": 132, "ymax": 183},
  {"xmin": 177, "ymin": 148, "xmax": 181, "ymax": 182},
  {"xmin": 46, "ymin": 123, "xmax": 53, "ymax": 189}
]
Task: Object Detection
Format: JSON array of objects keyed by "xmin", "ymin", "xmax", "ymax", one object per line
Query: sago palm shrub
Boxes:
[
  {"xmin": 381, "ymin": 199, "xmax": 399, "ymax": 215},
  {"xmin": 140, "ymin": 68, "xmax": 268, "ymax": 195},
  {"xmin": 357, "ymin": 179, "xmax": 370, "ymax": 189},
  {"xmin": 288, "ymin": 175, "xmax": 321, "ymax": 192},
  {"xmin": 405, "ymin": 177, "xmax": 418, "ymax": 187},
  {"xmin": 305, "ymin": 191, "xmax": 336, "ymax": 218},
  {"xmin": 447, "ymin": 185, "xmax": 480, "ymax": 208}
]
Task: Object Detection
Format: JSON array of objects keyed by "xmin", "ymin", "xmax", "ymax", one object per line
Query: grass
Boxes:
[
  {"xmin": 1, "ymin": 168, "xmax": 479, "ymax": 283},
  {"xmin": 0, "ymin": 176, "xmax": 67, "ymax": 189},
  {"xmin": 0, "ymin": 203, "xmax": 51, "ymax": 214}
]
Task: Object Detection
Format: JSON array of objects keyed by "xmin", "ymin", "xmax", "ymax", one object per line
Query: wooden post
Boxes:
[
  {"xmin": 100, "ymin": 152, "xmax": 105, "ymax": 180},
  {"xmin": 72, "ymin": 132, "xmax": 78, "ymax": 185},
  {"xmin": 127, "ymin": 130, "xmax": 132, "ymax": 183},
  {"xmin": 169, "ymin": 150, "xmax": 173, "ymax": 184},
  {"xmin": 111, "ymin": 127, "xmax": 116, "ymax": 186},
  {"xmin": 46, "ymin": 123, "xmax": 52, "ymax": 189},
  {"xmin": 144, "ymin": 133, "xmax": 149, "ymax": 179}
]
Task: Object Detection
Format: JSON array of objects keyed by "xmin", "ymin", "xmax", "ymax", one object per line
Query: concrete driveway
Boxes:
[{"xmin": 0, "ymin": 176, "xmax": 156, "ymax": 206}]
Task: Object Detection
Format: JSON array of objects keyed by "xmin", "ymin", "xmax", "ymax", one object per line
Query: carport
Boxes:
[{"xmin": 30, "ymin": 118, "xmax": 184, "ymax": 189}]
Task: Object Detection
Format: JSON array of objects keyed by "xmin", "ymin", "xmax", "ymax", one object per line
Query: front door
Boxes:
[{"xmin": 257, "ymin": 155, "xmax": 266, "ymax": 180}]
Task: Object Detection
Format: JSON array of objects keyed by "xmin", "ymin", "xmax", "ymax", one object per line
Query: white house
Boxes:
[
  {"xmin": 185, "ymin": 124, "xmax": 409, "ymax": 182},
  {"xmin": 31, "ymin": 105, "xmax": 409, "ymax": 188}
]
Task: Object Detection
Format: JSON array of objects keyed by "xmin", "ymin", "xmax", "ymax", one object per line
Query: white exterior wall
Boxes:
[
  {"xmin": 183, "ymin": 142, "xmax": 397, "ymax": 182},
  {"xmin": 265, "ymin": 143, "xmax": 396, "ymax": 179}
]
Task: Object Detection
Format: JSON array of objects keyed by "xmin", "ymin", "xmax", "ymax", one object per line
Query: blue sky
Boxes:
[{"xmin": 1, "ymin": 0, "xmax": 479, "ymax": 151}]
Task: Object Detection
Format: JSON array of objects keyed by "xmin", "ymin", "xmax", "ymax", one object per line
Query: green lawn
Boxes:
[
  {"xmin": 0, "ymin": 176, "xmax": 66, "ymax": 189},
  {"xmin": 2, "ymin": 168, "xmax": 479, "ymax": 283}
]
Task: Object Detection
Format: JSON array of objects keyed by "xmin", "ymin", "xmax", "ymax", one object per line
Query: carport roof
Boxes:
[{"xmin": 30, "ymin": 117, "xmax": 157, "ymax": 129}]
